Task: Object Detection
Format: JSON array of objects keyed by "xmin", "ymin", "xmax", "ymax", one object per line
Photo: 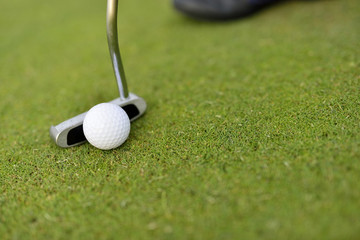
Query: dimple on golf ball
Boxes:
[{"xmin": 83, "ymin": 103, "xmax": 130, "ymax": 150}]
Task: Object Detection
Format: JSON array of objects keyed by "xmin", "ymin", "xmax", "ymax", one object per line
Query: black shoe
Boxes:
[{"xmin": 174, "ymin": 0, "xmax": 282, "ymax": 20}]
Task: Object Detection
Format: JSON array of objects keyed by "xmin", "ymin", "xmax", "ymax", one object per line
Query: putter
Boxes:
[{"xmin": 50, "ymin": 0, "xmax": 146, "ymax": 148}]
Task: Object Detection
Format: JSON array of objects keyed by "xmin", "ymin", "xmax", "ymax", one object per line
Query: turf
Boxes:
[{"xmin": 0, "ymin": 0, "xmax": 359, "ymax": 239}]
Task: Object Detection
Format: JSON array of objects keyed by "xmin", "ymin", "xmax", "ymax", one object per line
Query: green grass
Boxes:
[{"xmin": 1, "ymin": 0, "xmax": 359, "ymax": 239}]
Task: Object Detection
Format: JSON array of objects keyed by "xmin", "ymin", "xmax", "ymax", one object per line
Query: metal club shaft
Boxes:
[{"xmin": 107, "ymin": 0, "xmax": 129, "ymax": 100}]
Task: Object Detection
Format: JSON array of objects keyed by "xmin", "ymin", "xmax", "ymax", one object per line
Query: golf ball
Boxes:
[{"xmin": 83, "ymin": 103, "xmax": 130, "ymax": 150}]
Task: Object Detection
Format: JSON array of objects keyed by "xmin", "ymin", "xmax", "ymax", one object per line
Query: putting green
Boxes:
[{"xmin": 0, "ymin": 0, "xmax": 359, "ymax": 239}]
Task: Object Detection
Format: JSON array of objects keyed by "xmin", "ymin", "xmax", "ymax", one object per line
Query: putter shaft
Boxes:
[{"xmin": 107, "ymin": 0, "xmax": 129, "ymax": 100}]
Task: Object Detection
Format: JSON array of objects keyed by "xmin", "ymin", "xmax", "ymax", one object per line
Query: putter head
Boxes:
[{"xmin": 50, "ymin": 93, "xmax": 146, "ymax": 148}]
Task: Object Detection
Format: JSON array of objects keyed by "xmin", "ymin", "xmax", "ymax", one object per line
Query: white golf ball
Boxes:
[{"xmin": 83, "ymin": 103, "xmax": 130, "ymax": 150}]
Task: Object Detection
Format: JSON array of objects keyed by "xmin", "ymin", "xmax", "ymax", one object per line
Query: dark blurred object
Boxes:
[{"xmin": 173, "ymin": 0, "xmax": 283, "ymax": 20}]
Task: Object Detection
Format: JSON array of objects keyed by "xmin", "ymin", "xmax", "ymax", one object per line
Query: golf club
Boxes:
[{"xmin": 50, "ymin": 0, "xmax": 146, "ymax": 148}]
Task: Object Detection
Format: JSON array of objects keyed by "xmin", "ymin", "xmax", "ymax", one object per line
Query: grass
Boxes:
[{"xmin": 0, "ymin": 0, "xmax": 359, "ymax": 239}]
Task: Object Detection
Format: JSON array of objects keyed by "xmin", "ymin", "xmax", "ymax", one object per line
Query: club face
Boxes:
[{"xmin": 50, "ymin": 93, "xmax": 146, "ymax": 148}]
